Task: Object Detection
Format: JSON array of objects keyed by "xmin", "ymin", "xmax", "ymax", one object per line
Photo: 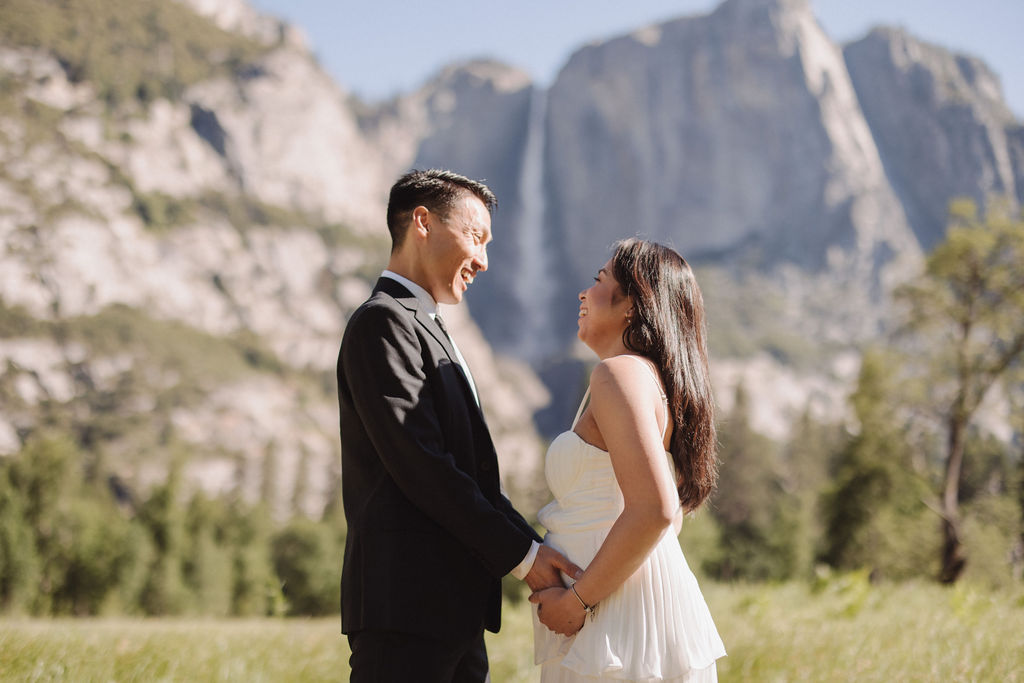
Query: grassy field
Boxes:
[{"xmin": 1, "ymin": 581, "xmax": 1022, "ymax": 682}]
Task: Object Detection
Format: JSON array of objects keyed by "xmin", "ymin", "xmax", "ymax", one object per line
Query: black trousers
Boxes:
[{"xmin": 348, "ymin": 629, "xmax": 489, "ymax": 683}]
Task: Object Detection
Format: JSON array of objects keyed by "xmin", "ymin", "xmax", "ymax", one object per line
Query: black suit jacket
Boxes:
[{"xmin": 337, "ymin": 277, "xmax": 540, "ymax": 641}]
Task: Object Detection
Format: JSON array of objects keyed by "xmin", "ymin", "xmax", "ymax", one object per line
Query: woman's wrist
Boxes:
[{"xmin": 569, "ymin": 582, "xmax": 596, "ymax": 616}]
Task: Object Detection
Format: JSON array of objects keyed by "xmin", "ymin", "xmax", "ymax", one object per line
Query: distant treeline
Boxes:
[{"xmin": 0, "ymin": 432, "xmax": 343, "ymax": 617}]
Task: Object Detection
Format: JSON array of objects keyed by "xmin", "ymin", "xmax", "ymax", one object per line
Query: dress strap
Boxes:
[
  {"xmin": 622, "ymin": 355, "xmax": 667, "ymax": 398},
  {"xmin": 570, "ymin": 387, "xmax": 591, "ymax": 429},
  {"xmin": 622, "ymin": 355, "xmax": 669, "ymax": 440}
]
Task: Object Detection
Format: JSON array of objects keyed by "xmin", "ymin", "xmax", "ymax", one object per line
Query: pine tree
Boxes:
[
  {"xmin": 706, "ymin": 383, "xmax": 796, "ymax": 580},
  {"xmin": 137, "ymin": 454, "xmax": 189, "ymax": 615},
  {"xmin": 820, "ymin": 349, "xmax": 935, "ymax": 579},
  {"xmin": 183, "ymin": 493, "xmax": 233, "ymax": 616},
  {"xmin": 0, "ymin": 459, "xmax": 40, "ymax": 613},
  {"xmin": 783, "ymin": 407, "xmax": 840, "ymax": 578}
]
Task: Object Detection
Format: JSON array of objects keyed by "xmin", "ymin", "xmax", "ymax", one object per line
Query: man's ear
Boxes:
[{"xmin": 411, "ymin": 206, "xmax": 430, "ymax": 239}]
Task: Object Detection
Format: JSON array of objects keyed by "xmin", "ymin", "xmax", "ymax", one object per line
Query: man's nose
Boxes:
[{"xmin": 474, "ymin": 247, "xmax": 488, "ymax": 272}]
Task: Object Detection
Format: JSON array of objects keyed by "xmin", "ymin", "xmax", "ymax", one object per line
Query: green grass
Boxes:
[
  {"xmin": 1, "ymin": 582, "xmax": 1021, "ymax": 682},
  {"xmin": 0, "ymin": 618, "xmax": 343, "ymax": 682},
  {"xmin": 706, "ymin": 580, "xmax": 1024, "ymax": 682}
]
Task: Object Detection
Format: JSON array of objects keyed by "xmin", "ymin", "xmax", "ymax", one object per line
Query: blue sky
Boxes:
[{"xmin": 247, "ymin": 0, "xmax": 1022, "ymax": 118}]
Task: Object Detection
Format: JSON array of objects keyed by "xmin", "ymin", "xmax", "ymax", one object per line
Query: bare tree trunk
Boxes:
[{"xmin": 939, "ymin": 409, "xmax": 968, "ymax": 583}]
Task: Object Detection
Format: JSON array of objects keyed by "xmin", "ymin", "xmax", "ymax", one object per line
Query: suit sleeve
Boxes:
[
  {"xmin": 495, "ymin": 489, "xmax": 540, "ymax": 541},
  {"xmin": 342, "ymin": 304, "xmax": 535, "ymax": 577}
]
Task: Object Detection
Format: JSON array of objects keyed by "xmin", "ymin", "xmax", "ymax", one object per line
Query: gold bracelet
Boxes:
[{"xmin": 570, "ymin": 583, "xmax": 595, "ymax": 616}]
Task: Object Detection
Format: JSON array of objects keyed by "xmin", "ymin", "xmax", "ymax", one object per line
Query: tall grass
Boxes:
[
  {"xmin": 1, "ymin": 581, "xmax": 1021, "ymax": 682},
  {"xmin": 706, "ymin": 580, "xmax": 1024, "ymax": 682},
  {"xmin": 0, "ymin": 618, "xmax": 341, "ymax": 682}
]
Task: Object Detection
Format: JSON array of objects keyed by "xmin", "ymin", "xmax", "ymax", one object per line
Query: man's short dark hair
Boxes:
[{"xmin": 386, "ymin": 169, "xmax": 497, "ymax": 249}]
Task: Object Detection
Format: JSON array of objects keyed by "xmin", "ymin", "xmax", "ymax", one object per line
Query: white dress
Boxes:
[{"xmin": 532, "ymin": 362, "xmax": 726, "ymax": 682}]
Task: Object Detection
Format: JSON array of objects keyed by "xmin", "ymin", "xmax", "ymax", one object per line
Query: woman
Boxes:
[{"xmin": 529, "ymin": 239, "xmax": 726, "ymax": 682}]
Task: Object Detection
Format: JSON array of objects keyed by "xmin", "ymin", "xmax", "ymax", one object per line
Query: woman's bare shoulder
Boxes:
[{"xmin": 590, "ymin": 355, "xmax": 652, "ymax": 400}]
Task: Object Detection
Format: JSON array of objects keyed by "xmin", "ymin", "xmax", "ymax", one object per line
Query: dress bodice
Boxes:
[{"xmin": 537, "ymin": 431, "xmax": 624, "ymax": 535}]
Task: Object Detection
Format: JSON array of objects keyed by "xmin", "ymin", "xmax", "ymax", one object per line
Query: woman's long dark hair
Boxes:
[{"xmin": 611, "ymin": 238, "xmax": 718, "ymax": 512}]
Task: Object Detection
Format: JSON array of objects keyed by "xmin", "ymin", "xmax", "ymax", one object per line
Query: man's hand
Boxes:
[
  {"xmin": 529, "ymin": 587, "xmax": 586, "ymax": 636},
  {"xmin": 523, "ymin": 545, "xmax": 582, "ymax": 592}
]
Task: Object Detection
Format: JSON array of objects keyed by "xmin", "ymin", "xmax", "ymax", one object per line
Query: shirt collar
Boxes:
[{"xmin": 381, "ymin": 270, "xmax": 438, "ymax": 317}]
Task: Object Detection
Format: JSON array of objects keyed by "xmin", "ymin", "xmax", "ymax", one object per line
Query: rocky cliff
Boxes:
[
  {"xmin": 389, "ymin": 0, "xmax": 1022, "ymax": 436},
  {"xmin": 544, "ymin": 0, "xmax": 923, "ymax": 344},
  {"xmin": 0, "ymin": 0, "xmax": 549, "ymax": 516},
  {"xmin": 844, "ymin": 27, "xmax": 1024, "ymax": 249}
]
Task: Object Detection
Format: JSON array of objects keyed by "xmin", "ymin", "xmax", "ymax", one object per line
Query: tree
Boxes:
[
  {"xmin": 271, "ymin": 517, "xmax": 341, "ymax": 616},
  {"xmin": 895, "ymin": 199, "xmax": 1024, "ymax": 583},
  {"xmin": 0, "ymin": 461, "xmax": 40, "ymax": 613},
  {"xmin": 224, "ymin": 501, "xmax": 281, "ymax": 616},
  {"xmin": 291, "ymin": 447, "xmax": 310, "ymax": 517},
  {"xmin": 7, "ymin": 433, "xmax": 80, "ymax": 613},
  {"xmin": 137, "ymin": 455, "xmax": 190, "ymax": 615},
  {"xmin": 819, "ymin": 349, "xmax": 935, "ymax": 579},
  {"xmin": 706, "ymin": 383, "xmax": 796, "ymax": 581},
  {"xmin": 183, "ymin": 493, "xmax": 233, "ymax": 616},
  {"xmin": 782, "ymin": 406, "xmax": 841, "ymax": 578}
]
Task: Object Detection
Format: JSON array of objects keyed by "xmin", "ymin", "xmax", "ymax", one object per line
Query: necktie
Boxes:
[
  {"xmin": 434, "ymin": 312, "xmax": 451, "ymax": 337},
  {"xmin": 433, "ymin": 312, "xmax": 479, "ymax": 406}
]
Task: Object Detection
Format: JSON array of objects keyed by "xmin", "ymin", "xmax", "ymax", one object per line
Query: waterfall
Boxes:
[{"xmin": 512, "ymin": 87, "xmax": 556, "ymax": 361}]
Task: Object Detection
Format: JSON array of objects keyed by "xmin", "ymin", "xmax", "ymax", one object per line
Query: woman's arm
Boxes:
[{"xmin": 531, "ymin": 356, "xmax": 679, "ymax": 635}]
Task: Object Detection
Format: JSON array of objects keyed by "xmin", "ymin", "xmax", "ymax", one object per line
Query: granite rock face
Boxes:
[
  {"xmin": 0, "ymin": 3, "xmax": 548, "ymax": 515},
  {"xmin": 844, "ymin": 27, "xmax": 1023, "ymax": 249},
  {"xmin": 545, "ymin": 0, "xmax": 919, "ymax": 289}
]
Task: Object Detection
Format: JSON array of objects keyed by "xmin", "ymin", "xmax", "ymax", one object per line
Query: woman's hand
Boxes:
[
  {"xmin": 529, "ymin": 587, "xmax": 586, "ymax": 636},
  {"xmin": 524, "ymin": 545, "xmax": 583, "ymax": 591}
]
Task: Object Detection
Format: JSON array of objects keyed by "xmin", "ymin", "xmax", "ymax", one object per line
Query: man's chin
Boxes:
[{"xmin": 440, "ymin": 290, "xmax": 463, "ymax": 305}]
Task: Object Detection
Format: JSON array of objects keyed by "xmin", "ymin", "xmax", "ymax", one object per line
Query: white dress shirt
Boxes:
[{"xmin": 380, "ymin": 271, "xmax": 539, "ymax": 580}]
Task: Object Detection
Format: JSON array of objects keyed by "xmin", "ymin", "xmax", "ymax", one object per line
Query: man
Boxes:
[{"xmin": 337, "ymin": 169, "xmax": 578, "ymax": 682}]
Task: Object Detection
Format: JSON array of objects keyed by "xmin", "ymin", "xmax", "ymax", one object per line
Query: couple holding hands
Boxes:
[{"xmin": 337, "ymin": 169, "xmax": 725, "ymax": 682}]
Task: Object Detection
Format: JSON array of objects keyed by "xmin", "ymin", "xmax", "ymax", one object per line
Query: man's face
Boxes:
[{"xmin": 421, "ymin": 194, "xmax": 491, "ymax": 305}]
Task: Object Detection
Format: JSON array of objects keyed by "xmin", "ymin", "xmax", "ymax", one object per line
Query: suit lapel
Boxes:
[
  {"xmin": 373, "ymin": 278, "xmax": 456, "ymax": 362},
  {"xmin": 373, "ymin": 278, "xmax": 482, "ymax": 414}
]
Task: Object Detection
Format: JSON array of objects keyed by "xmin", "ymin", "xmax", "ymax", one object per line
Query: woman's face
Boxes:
[{"xmin": 577, "ymin": 259, "xmax": 631, "ymax": 350}]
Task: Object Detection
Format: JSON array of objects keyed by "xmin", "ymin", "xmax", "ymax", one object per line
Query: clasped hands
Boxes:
[{"xmin": 524, "ymin": 545, "xmax": 589, "ymax": 637}]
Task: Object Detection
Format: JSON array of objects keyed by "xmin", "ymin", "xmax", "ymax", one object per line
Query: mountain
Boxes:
[
  {"xmin": 1, "ymin": 0, "xmax": 1020, "ymax": 514},
  {"xmin": 372, "ymin": 0, "xmax": 1022, "ymax": 435},
  {"xmin": 0, "ymin": 0, "xmax": 548, "ymax": 516},
  {"xmin": 844, "ymin": 26, "xmax": 1024, "ymax": 250}
]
